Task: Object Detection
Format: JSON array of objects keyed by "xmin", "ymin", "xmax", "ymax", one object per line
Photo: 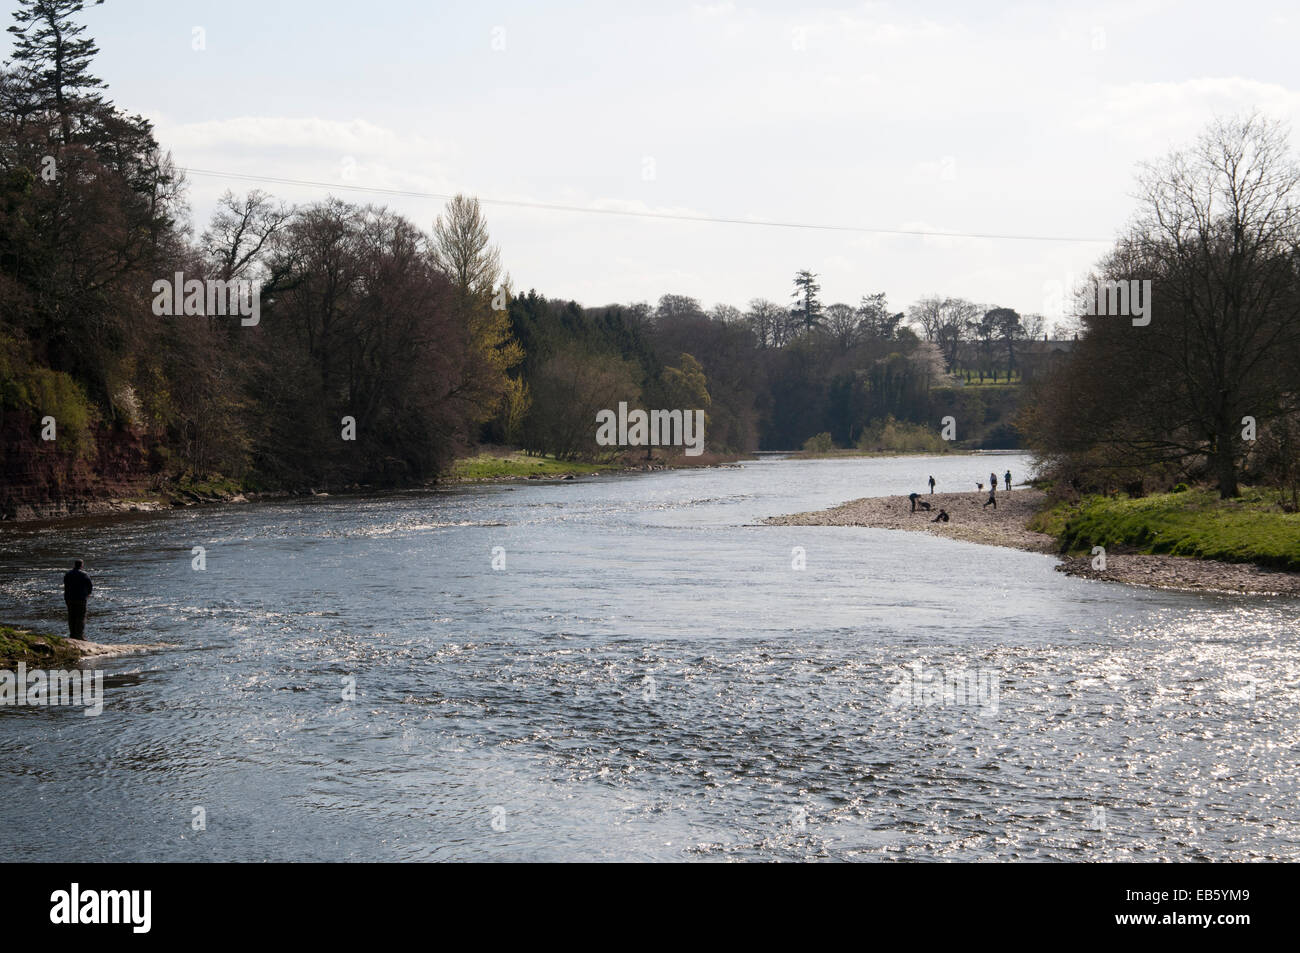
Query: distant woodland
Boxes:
[{"xmin": 3, "ymin": 1, "xmax": 1297, "ymax": 511}]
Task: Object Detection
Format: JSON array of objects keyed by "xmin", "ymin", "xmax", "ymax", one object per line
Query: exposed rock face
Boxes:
[{"xmin": 0, "ymin": 412, "xmax": 159, "ymax": 521}]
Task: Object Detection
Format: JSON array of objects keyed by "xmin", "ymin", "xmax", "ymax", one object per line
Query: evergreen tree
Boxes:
[
  {"xmin": 790, "ymin": 269, "xmax": 823, "ymax": 332},
  {"xmin": 7, "ymin": 0, "xmax": 106, "ymax": 144}
]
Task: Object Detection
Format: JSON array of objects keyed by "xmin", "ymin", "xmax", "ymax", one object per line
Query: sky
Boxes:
[{"xmin": 17, "ymin": 0, "xmax": 1300, "ymax": 323}]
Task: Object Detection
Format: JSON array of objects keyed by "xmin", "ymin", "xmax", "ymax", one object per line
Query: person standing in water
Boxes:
[
  {"xmin": 63, "ymin": 559, "xmax": 93, "ymax": 639},
  {"xmin": 928, "ymin": 475, "xmax": 936, "ymax": 494},
  {"xmin": 1004, "ymin": 469, "xmax": 1012, "ymax": 492}
]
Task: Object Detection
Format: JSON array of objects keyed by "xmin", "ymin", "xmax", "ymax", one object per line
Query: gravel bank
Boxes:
[
  {"xmin": 763, "ymin": 489, "xmax": 1300, "ymax": 596},
  {"xmin": 764, "ymin": 489, "xmax": 1057, "ymax": 551}
]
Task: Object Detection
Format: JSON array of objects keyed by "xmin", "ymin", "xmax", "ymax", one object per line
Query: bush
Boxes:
[
  {"xmin": 802, "ymin": 431, "xmax": 835, "ymax": 454},
  {"xmin": 855, "ymin": 415, "xmax": 949, "ymax": 453},
  {"xmin": 0, "ymin": 334, "xmax": 96, "ymax": 457}
]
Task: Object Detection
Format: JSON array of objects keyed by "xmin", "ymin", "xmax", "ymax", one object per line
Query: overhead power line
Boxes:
[{"xmin": 180, "ymin": 166, "xmax": 1112, "ymax": 245}]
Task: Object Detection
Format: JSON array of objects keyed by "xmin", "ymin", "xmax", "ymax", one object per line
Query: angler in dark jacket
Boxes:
[{"xmin": 63, "ymin": 559, "xmax": 93, "ymax": 639}]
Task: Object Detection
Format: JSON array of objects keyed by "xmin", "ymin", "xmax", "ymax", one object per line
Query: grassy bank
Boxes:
[
  {"xmin": 0, "ymin": 625, "xmax": 81, "ymax": 668},
  {"xmin": 449, "ymin": 450, "xmax": 621, "ymax": 481},
  {"xmin": 1030, "ymin": 488, "xmax": 1300, "ymax": 572},
  {"xmin": 449, "ymin": 448, "xmax": 748, "ymax": 481}
]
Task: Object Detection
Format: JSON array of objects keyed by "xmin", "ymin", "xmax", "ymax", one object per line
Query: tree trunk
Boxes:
[{"xmin": 1215, "ymin": 425, "xmax": 1240, "ymax": 498}]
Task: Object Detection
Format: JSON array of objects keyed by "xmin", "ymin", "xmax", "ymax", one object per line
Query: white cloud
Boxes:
[{"xmin": 1072, "ymin": 77, "xmax": 1300, "ymax": 150}]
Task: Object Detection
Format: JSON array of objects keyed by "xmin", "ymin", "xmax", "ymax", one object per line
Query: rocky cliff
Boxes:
[{"xmin": 0, "ymin": 412, "xmax": 160, "ymax": 520}]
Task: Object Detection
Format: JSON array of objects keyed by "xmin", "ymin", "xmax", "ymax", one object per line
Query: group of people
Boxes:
[{"xmin": 908, "ymin": 468, "xmax": 1013, "ymax": 522}]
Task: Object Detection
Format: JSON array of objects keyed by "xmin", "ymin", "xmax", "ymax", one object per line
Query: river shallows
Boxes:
[{"xmin": 1, "ymin": 454, "xmax": 1297, "ymax": 860}]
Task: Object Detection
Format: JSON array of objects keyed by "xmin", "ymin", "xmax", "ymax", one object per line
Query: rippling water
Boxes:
[{"xmin": 1, "ymin": 453, "xmax": 1297, "ymax": 861}]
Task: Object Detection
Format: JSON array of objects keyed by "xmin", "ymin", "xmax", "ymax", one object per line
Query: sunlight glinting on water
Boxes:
[{"xmin": 2, "ymin": 454, "xmax": 1297, "ymax": 860}]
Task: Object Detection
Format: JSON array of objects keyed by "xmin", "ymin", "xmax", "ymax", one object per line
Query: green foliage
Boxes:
[
  {"xmin": 175, "ymin": 474, "xmax": 245, "ymax": 498},
  {"xmin": 802, "ymin": 431, "xmax": 835, "ymax": 454},
  {"xmin": 1053, "ymin": 489, "xmax": 1300, "ymax": 571},
  {"xmin": 0, "ymin": 334, "xmax": 95, "ymax": 456},
  {"xmin": 856, "ymin": 415, "xmax": 950, "ymax": 453},
  {"xmin": 25, "ymin": 366, "xmax": 94, "ymax": 454},
  {"xmin": 450, "ymin": 451, "xmax": 615, "ymax": 480},
  {"xmin": 1026, "ymin": 499, "xmax": 1077, "ymax": 539},
  {"xmin": 0, "ymin": 624, "xmax": 80, "ymax": 667},
  {"xmin": 663, "ymin": 353, "xmax": 710, "ymax": 411}
]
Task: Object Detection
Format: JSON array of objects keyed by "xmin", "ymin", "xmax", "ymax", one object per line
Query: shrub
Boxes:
[
  {"xmin": 855, "ymin": 415, "xmax": 949, "ymax": 453},
  {"xmin": 802, "ymin": 431, "xmax": 835, "ymax": 454}
]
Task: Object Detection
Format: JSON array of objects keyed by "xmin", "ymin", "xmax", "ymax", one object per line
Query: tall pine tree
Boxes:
[{"xmin": 7, "ymin": 0, "xmax": 106, "ymax": 144}]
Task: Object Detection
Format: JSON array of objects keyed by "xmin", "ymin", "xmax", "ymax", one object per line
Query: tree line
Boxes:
[{"xmin": 2, "ymin": 0, "xmax": 1044, "ymax": 504}]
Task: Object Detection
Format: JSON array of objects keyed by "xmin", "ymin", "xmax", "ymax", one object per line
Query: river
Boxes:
[{"xmin": 1, "ymin": 453, "xmax": 1297, "ymax": 860}]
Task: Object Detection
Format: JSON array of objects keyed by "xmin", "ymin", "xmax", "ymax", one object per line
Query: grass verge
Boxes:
[{"xmin": 1031, "ymin": 488, "xmax": 1300, "ymax": 571}]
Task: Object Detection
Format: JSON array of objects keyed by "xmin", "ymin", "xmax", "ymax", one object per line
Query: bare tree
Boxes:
[
  {"xmin": 1022, "ymin": 114, "xmax": 1300, "ymax": 498},
  {"xmin": 710, "ymin": 303, "xmax": 744, "ymax": 324},
  {"xmin": 935, "ymin": 297, "xmax": 981, "ymax": 372},
  {"xmin": 202, "ymin": 189, "xmax": 292, "ymax": 281},
  {"xmin": 1130, "ymin": 113, "xmax": 1300, "ymax": 496},
  {"xmin": 746, "ymin": 298, "xmax": 791, "ymax": 349},
  {"xmin": 907, "ymin": 296, "xmax": 946, "ymax": 341},
  {"xmin": 824, "ymin": 302, "xmax": 860, "ymax": 349}
]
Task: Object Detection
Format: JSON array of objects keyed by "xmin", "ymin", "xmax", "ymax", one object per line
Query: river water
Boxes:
[{"xmin": 1, "ymin": 453, "xmax": 1297, "ymax": 861}]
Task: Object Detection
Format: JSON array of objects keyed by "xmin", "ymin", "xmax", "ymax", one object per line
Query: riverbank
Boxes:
[
  {"xmin": 0, "ymin": 624, "xmax": 169, "ymax": 668},
  {"xmin": 764, "ymin": 489, "xmax": 1300, "ymax": 596},
  {"xmin": 0, "ymin": 449, "xmax": 751, "ymax": 522},
  {"xmin": 765, "ymin": 489, "xmax": 1057, "ymax": 550},
  {"xmin": 1033, "ymin": 488, "xmax": 1300, "ymax": 572},
  {"xmin": 447, "ymin": 448, "xmax": 745, "ymax": 483}
]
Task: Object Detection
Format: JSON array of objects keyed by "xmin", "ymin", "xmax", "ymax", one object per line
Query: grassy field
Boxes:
[
  {"xmin": 448, "ymin": 451, "xmax": 618, "ymax": 481},
  {"xmin": 1031, "ymin": 488, "xmax": 1300, "ymax": 571},
  {"xmin": 0, "ymin": 624, "xmax": 81, "ymax": 667}
]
